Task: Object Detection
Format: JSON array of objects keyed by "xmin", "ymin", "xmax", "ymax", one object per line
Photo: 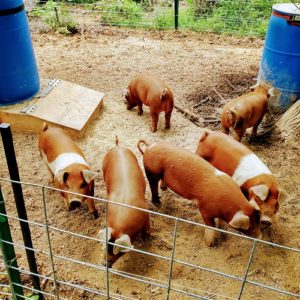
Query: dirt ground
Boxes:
[{"xmin": 0, "ymin": 26, "xmax": 299, "ymax": 300}]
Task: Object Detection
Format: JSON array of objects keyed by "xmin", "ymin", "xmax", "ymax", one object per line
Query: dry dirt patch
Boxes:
[{"xmin": 0, "ymin": 28, "xmax": 299, "ymax": 300}]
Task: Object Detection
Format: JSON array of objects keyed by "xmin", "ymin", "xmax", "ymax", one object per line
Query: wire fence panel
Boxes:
[
  {"xmin": 0, "ymin": 178, "xmax": 299, "ymax": 299},
  {"xmin": 27, "ymin": 0, "xmax": 292, "ymax": 36}
]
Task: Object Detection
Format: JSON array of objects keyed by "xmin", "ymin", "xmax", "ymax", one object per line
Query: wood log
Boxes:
[{"xmin": 174, "ymin": 104, "xmax": 203, "ymax": 126}]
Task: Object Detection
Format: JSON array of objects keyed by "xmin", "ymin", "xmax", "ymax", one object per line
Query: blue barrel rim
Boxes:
[
  {"xmin": 0, "ymin": 0, "xmax": 24, "ymax": 11},
  {"xmin": 272, "ymin": 3, "xmax": 300, "ymax": 17},
  {"xmin": 0, "ymin": 4, "xmax": 25, "ymax": 16}
]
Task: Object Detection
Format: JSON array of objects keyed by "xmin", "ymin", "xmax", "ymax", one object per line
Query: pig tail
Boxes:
[{"xmin": 137, "ymin": 140, "xmax": 149, "ymax": 155}]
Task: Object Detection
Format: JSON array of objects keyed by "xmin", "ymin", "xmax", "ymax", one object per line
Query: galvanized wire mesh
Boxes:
[
  {"xmin": 0, "ymin": 178, "xmax": 299, "ymax": 299},
  {"xmin": 26, "ymin": 0, "xmax": 292, "ymax": 36}
]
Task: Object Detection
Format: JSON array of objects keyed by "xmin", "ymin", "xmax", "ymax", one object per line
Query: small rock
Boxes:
[
  {"xmin": 151, "ymin": 286, "xmax": 162, "ymax": 295},
  {"xmin": 131, "ymin": 290, "xmax": 139, "ymax": 295}
]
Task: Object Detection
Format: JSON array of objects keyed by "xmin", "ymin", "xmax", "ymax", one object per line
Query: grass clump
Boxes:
[{"xmin": 30, "ymin": 0, "xmax": 78, "ymax": 35}]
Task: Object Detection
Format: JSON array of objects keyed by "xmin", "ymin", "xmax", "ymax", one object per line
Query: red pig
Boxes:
[
  {"xmin": 38, "ymin": 123, "xmax": 98, "ymax": 218},
  {"xmin": 99, "ymin": 137, "xmax": 150, "ymax": 267},
  {"xmin": 137, "ymin": 140, "xmax": 261, "ymax": 246},
  {"xmin": 221, "ymin": 83, "xmax": 274, "ymax": 142},
  {"xmin": 124, "ymin": 73, "xmax": 174, "ymax": 132},
  {"xmin": 195, "ymin": 129, "xmax": 288, "ymax": 227}
]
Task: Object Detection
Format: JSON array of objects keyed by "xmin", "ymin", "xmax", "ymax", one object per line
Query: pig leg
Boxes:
[
  {"xmin": 233, "ymin": 127, "xmax": 246, "ymax": 142},
  {"xmin": 86, "ymin": 198, "xmax": 98, "ymax": 219},
  {"xmin": 142, "ymin": 217, "xmax": 151, "ymax": 238},
  {"xmin": 221, "ymin": 125, "xmax": 229, "ymax": 135},
  {"xmin": 145, "ymin": 169, "xmax": 161, "ymax": 205},
  {"xmin": 63, "ymin": 197, "xmax": 70, "ymax": 211},
  {"xmin": 160, "ymin": 179, "xmax": 168, "ymax": 191},
  {"xmin": 202, "ymin": 214, "xmax": 217, "ymax": 246},
  {"xmin": 150, "ymin": 111, "xmax": 159, "ymax": 132},
  {"xmin": 46, "ymin": 166, "xmax": 54, "ymax": 183},
  {"xmin": 165, "ymin": 110, "xmax": 172, "ymax": 129},
  {"xmin": 85, "ymin": 186, "xmax": 98, "ymax": 219},
  {"xmin": 137, "ymin": 102, "xmax": 143, "ymax": 115},
  {"xmin": 251, "ymin": 116, "xmax": 264, "ymax": 138}
]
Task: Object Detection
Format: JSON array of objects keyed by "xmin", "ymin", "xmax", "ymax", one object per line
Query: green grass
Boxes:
[{"xmin": 30, "ymin": 0, "xmax": 290, "ymax": 37}]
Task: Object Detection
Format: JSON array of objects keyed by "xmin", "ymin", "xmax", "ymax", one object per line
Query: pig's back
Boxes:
[
  {"xmin": 103, "ymin": 147, "xmax": 146, "ymax": 197},
  {"xmin": 145, "ymin": 143, "xmax": 250, "ymax": 210},
  {"xmin": 198, "ymin": 131, "xmax": 251, "ymax": 176},
  {"xmin": 134, "ymin": 74, "xmax": 168, "ymax": 101},
  {"xmin": 39, "ymin": 127, "xmax": 84, "ymax": 162}
]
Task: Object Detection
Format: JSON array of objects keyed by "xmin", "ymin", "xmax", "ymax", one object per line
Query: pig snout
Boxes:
[
  {"xmin": 260, "ymin": 214, "xmax": 273, "ymax": 226},
  {"xmin": 69, "ymin": 198, "xmax": 82, "ymax": 210}
]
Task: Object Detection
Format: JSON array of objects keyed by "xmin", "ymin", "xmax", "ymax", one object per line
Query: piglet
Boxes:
[
  {"xmin": 221, "ymin": 82, "xmax": 274, "ymax": 141},
  {"xmin": 38, "ymin": 123, "xmax": 98, "ymax": 218},
  {"xmin": 138, "ymin": 140, "xmax": 261, "ymax": 246},
  {"xmin": 124, "ymin": 73, "xmax": 174, "ymax": 132},
  {"xmin": 195, "ymin": 129, "xmax": 288, "ymax": 227},
  {"xmin": 99, "ymin": 137, "xmax": 150, "ymax": 267}
]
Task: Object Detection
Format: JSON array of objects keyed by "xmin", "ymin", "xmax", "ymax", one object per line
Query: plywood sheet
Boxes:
[{"xmin": 0, "ymin": 79, "xmax": 104, "ymax": 137}]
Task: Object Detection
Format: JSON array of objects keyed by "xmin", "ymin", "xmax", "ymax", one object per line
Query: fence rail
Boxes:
[
  {"xmin": 0, "ymin": 178, "xmax": 299, "ymax": 300},
  {"xmin": 27, "ymin": 0, "xmax": 292, "ymax": 36}
]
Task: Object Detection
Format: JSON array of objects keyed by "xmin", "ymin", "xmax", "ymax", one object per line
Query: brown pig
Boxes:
[
  {"xmin": 38, "ymin": 123, "xmax": 98, "ymax": 218},
  {"xmin": 195, "ymin": 129, "xmax": 288, "ymax": 227},
  {"xmin": 124, "ymin": 73, "xmax": 174, "ymax": 132},
  {"xmin": 221, "ymin": 83, "xmax": 274, "ymax": 142},
  {"xmin": 99, "ymin": 137, "xmax": 150, "ymax": 267},
  {"xmin": 137, "ymin": 140, "xmax": 261, "ymax": 246}
]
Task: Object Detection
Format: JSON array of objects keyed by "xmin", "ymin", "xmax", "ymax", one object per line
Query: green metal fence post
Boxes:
[
  {"xmin": 174, "ymin": 0, "xmax": 179, "ymax": 29},
  {"xmin": 0, "ymin": 187, "xmax": 24, "ymax": 300}
]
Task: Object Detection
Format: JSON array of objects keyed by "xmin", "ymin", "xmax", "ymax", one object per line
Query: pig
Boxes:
[
  {"xmin": 38, "ymin": 123, "xmax": 98, "ymax": 218},
  {"xmin": 124, "ymin": 73, "xmax": 174, "ymax": 132},
  {"xmin": 221, "ymin": 82, "xmax": 274, "ymax": 142},
  {"xmin": 99, "ymin": 137, "xmax": 150, "ymax": 267},
  {"xmin": 137, "ymin": 140, "xmax": 261, "ymax": 246},
  {"xmin": 195, "ymin": 129, "xmax": 288, "ymax": 227}
]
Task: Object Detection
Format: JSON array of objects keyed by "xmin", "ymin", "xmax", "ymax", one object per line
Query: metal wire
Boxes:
[
  {"xmin": 0, "ymin": 178, "xmax": 299, "ymax": 299},
  {"xmin": 27, "ymin": 0, "xmax": 292, "ymax": 36},
  {"xmin": 1, "ymin": 177, "xmax": 299, "ymax": 253},
  {"xmin": 166, "ymin": 218, "xmax": 179, "ymax": 299},
  {"xmin": 41, "ymin": 186, "xmax": 60, "ymax": 300},
  {"xmin": 237, "ymin": 240, "xmax": 257, "ymax": 299}
]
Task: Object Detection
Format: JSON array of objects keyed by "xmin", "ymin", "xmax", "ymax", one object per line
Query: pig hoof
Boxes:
[
  {"xmin": 102, "ymin": 260, "xmax": 113, "ymax": 268},
  {"xmin": 92, "ymin": 210, "xmax": 99, "ymax": 219},
  {"xmin": 160, "ymin": 185, "xmax": 167, "ymax": 191},
  {"xmin": 152, "ymin": 199, "xmax": 161, "ymax": 206},
  {"xmin": 165, "ymin": 125, "xmax": 170, "ymax": 129}
]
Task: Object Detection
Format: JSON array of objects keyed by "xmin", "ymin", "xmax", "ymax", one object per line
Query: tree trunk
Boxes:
[{"xmin": 276, "ymin": 100, "xmax": 300, "ymax": 143}]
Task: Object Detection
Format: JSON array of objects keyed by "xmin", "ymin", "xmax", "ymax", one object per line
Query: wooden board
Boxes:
[{"xmin": 0, "ymin": 79, "xmax": 104, "ymax": 137}]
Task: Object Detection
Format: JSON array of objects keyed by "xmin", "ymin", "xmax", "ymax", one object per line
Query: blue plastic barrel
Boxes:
[
  {"xmin": 0, "ymin": 0, "xmax": 40, "ymax": 106},
  {"xmin": 258, "ymin": 3, "xmax": 300, "ymax": 111}
]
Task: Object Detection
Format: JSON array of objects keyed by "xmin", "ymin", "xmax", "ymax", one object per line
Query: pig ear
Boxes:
[
  {"xmin": 250, "ymin": 82, "xmax": 260, "ymax": 91},
  {"xmin": 113, "ymin": 234, "xmax": 133, "ymax": 255},
  {"xmin": 278, "ymin": 188, "xmax": 289, "ymax": 205},
  {"xmin": 249, "ymin": 198, "xmax": 261, "ymax": 211},
  {"xmin": 82, "ymin": 170, "xmax": 97, "ymax": 184},
  {"xmin": 229, "ymin": 211, "xmax": 250, "ymax": 230},
  {"xmin": 160, "ymin": 88, "xmax": 168, "ymax": 101},
  {"xmin": 199, "ymin": 129, "xmax": 209, "ymax": 142},
  {"xmin": 56, "ymin": 171, "xmax": 69, "ymax": 185},
  {"xmin": 98, "ymin": 227, "xmax": 112, "ymax": 250},
  {"xmin": 228, "ymin": 109, "xmax": 237, "ymax": 127},
  {"xmin": 267, "ymin": 87, "xmax": 275, "ymax": 98},
  {"xmin": 249, "ymin": 185, "xmax": 269, "ymax": 201},
  {"xmin": 123, "ymin": 88, "xmax": 129, "ymax": 98}
]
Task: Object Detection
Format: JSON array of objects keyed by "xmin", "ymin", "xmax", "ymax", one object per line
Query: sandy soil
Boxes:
[{"xmin": 0, "ymin": 27, "xmax": 299, "ymax": 300}]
